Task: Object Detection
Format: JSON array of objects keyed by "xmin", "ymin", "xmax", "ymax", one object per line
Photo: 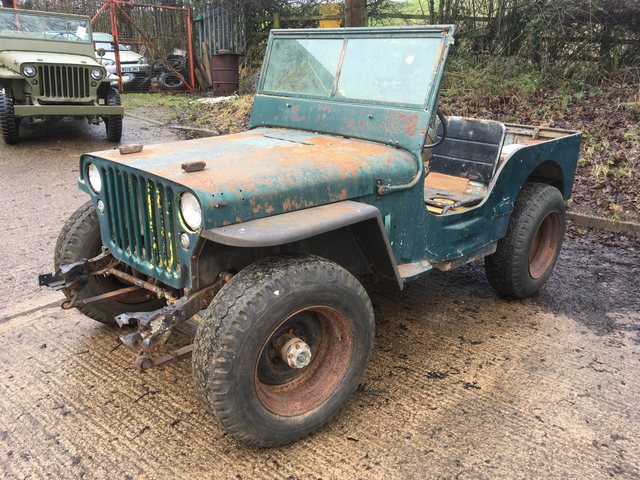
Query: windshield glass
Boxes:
[
  {"xmin": 0, "ymin": 10, "xmax": 90, "ymax": 42},
  {"xmin": 262, "ymin": 36, "xmax": 445, "ymax": 107}
]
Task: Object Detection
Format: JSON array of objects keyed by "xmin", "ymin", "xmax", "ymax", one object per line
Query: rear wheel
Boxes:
[
  {"xmin": 484, "ymin": 183, "xmax": 566, "ymax": 298},
  {"xmin": 192, "ymin": 254, "xmax": 375, "ymax": 447},
  {"xmin": 55, "ymin": 201, "xmax": 163, "ymax": 325},
  {"xmin": 104, "ymin": 87, "xmax": 122, "ymax": 142},
  {"xmin": 0, "ymin": 88, "xmax": 19, "ymax": 145}
]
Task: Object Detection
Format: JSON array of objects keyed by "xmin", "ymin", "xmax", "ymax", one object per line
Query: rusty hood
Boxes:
[{"xmin": 82, "ymin": 127, "xmax": 417, "ymax": 228}]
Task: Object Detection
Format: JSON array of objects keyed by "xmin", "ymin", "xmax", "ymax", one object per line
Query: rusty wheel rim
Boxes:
[
  {"xmin": 528, "ymin": 211, "xmax": 561, "ymax": 279},
  {"xmin": 254, "ymin": 306, "xmax": 353, "ymax": 417}
]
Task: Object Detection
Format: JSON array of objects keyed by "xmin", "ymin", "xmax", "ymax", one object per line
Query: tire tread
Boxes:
[
  {"xmin": 0, "ymin": 88, "xmax": 19, "ymax": 145},
  {"xmin": 485, "ymin": 182, "xmax": 565, "ymax": 298},
  {"xmin": 192, "ymin": 254, "xmax": 374, "ymax": 447}
]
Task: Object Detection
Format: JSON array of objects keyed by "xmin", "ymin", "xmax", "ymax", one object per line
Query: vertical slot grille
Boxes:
[
  {"xmin": 38, "ymin": 65, "xmax": 91, "ymax": 100},
  {"xmin": 103, "ymin": 168, "xmax": 179, "ymax": 276}
]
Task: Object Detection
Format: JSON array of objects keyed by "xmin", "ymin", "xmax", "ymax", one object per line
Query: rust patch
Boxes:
[
  {"xmin": 290, "ymin": 105, "xmax": 305, "ymax": 122},
  {"xmin": 90, "ymin": 128, "xmax": 416, "ymax": 224},
  {"xmin": 386, "ymin": 111, "xmax": 419, "ymax": 137}
]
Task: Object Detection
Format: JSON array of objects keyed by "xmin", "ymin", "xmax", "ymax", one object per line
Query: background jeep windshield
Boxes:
[
  {"xmin": 261, "ymin": 36, "xmax": 443, "ymax": 106},
  {"xmin": 0, "ymin": 11, "xmax": 90, "ymax": 42}
]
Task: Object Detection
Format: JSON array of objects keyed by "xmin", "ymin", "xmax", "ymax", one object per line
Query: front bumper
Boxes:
[{"xmin": 14, "ymin": 105, "xmax": 124, "ymax": 116}]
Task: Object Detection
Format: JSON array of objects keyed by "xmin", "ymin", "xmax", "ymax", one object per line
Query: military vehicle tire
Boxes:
[
  {"xmin": 104, "ymin": 87, "xmax": 122, "ymax": 142},
  {"xmin": 192, "ymin": 254, "xmax": 375, "ymax": 448},
  {"xmin": 55, "ymin": 201, "xmax": 163, "ymax": 325},
  {"xmin": 484, "ymin": 183, "xmax": 565, "ymax": 298},
  {"xmin": 0, "ymin": 88, "xmax": 19, "ymax": 145}
]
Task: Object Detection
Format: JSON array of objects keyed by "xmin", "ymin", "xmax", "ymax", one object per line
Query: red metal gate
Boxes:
[{"xmin": 90, "ymin": 0, "xmax": 195, "ymax": 93}]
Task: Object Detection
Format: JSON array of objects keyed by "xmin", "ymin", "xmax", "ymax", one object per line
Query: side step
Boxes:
[{"xmin": 398, "ymin": 260, "xmax": 433, "ymax": 282}]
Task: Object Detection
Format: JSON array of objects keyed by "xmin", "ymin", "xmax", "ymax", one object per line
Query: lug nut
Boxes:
[{"xmin": 280, "ymin": 337, "xmax": 312, "ymax": 369}]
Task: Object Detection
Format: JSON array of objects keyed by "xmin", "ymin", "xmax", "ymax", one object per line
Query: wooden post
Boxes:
[
  {"xmin": 201, "ymin": 42, "xmax": 213, "ymax": 87},
  {"xmin": 272, "ymin": 12, "xmax": 281, "ymax": 29},
  {"xmin": 345, "ymin": 0, "xmax": 366, "ymax": 27},
  {"xmin": 195, "ymin": 54, "xmax": 211, "ymax": 89}
]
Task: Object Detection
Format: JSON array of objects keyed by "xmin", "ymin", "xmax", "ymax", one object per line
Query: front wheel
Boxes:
[
  {"xmin": 0, "ymin": 88, "xmax": 19, "ymax": 145},
  {"xmin": 192, "ymin": 254, "xmax": 375, "ymax": 448},
  {"xmin": 104, "ymin": 87, "xmax": 122, "ymax": 142},
  {"xmin": 54, "ymin": 202, "xmax": 163, "ymax": 325},
  {"xmin": 484, "ymin": 183, "xmax": 566, "ymax": 298}
]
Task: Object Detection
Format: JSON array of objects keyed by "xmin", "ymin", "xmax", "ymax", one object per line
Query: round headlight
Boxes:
[
  {"xmin": 180, "ymin": 192, "xmax": 202, "ymax": 231},
  {"xmin": 87, "ymin": 163, "xmax": 102, "ymax": 193},
  {"xmin": 21, "ymin": 64, "xmax": 36, "ymax": 78},
  {"xmin": 90, "ymin": 68, "xmax": 104, "ymax": 80}
]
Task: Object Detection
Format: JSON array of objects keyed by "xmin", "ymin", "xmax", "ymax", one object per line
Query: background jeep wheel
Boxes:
[
  {"xmin": 104, "ymin": 87, "xmax": 122, "ymax": 143},
  {"xmin": 0, "ymin": 88, "xmax": 19, "ymax": 145},
  {"xmin": 54, "ymin": 201, "xmax": 163, "ymax": 325},
  {"xmin": 192, "ymin": 254, "xmax": 375, "ymax": 448},
  {"xmin": 484, "ymin": 182, "xmax": 566, "ymax": 298}
]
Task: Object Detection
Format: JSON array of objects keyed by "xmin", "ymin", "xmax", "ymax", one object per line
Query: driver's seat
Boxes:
[
  {"xmin": 429, "ymin": 116, "xmax": 506, "ymax": 183},
  {"xmin": 425, "ymin": 117, "xmax": 506, "ymax": 214}
]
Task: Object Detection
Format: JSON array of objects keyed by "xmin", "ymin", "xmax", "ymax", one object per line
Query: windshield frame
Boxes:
[
  {"xmin": 258, "ymin": 26, "xmax": 454, "ymax": 111},
  {"xmin": 0, "ymin": 7, "xmax": 93, "ymax": 43}
]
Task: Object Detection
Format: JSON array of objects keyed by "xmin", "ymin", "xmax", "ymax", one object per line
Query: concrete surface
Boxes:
[{"xmin": 1, "ymin": 118, "xmax": 639, "ymax": 479}]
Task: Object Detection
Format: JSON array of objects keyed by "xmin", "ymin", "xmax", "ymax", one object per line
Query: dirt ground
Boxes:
[{"xmin": 1, "ymin": 117, "xmax": 639, "ymax": 479}]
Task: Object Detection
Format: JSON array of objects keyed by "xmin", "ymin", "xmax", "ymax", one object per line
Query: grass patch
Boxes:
[
  {"xmin": 441, "ymin": 55, "xmax": 639, "ymax": 220},
  {"xmin": 123, "ymin": 92, "xmax": 254, "ymax": 135}
]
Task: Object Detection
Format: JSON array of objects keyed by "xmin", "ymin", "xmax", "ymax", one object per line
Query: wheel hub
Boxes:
[
  {"xmin": 279, "ymin": 334, "xmax": 312, "ymax": 369},
  {"xmin": 254, "ymin": 306, "xmax": 354, "ymax": 417}
]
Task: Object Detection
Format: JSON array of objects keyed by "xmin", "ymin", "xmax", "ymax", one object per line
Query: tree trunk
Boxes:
[{"xmin": 345, "ymin": 0, "xmax": 367, "ymax": 27}]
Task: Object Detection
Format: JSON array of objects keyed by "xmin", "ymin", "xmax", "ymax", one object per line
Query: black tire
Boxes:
[
  {"xmin": 192, "ymin": 254, "xmax": 375, "ymax": 448},
  {"xmin": 54, "ymin": 202, "xmax": 163, "ymax": 325},
  {"xmin": 152, "ymin": 59, "xmax": 165, "ymax": 72},
  {"xmin": 104, "ymin": 87, "xmax": 122, "ymax": 142},
  {"xmin": 484, "ymin": 183, "xmax": 566, "ymax": 298},
  {"xmin": 165, "ymin": 54, "xmax": 187, "ymax": 72},
  {"xmin": 158, "ymin": 72, "xmax": 185, "ymax": 90},
  {"xmin": 0, "ymin": 88, "xmax": 19, "ymax": 145}
]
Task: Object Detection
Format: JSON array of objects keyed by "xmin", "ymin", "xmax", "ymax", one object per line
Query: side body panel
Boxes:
[{"xmin": 361, "ymin": 132, "xmax": 582, "ymax": 270}]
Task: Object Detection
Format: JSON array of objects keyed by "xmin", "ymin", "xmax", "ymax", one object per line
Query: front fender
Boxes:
[
  {"xmin": 201, "ymin": 200, "xmax": 403, "ymax": 288},
  {"xmin": 0, "ymin": 66, "xmax": 21, "ymax": 79}
]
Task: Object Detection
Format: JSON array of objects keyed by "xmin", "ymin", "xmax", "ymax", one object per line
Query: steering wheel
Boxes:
[
  {"xmin": 424, "ymin": 109, "xmax": 448, "ymax": 149},
  {"xmin": 52, "ymin": 32, "xmax": 80, "ymax": 41}
]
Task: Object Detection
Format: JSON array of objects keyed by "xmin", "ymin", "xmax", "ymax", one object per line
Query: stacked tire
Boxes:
[{"xmin": 153, "ymin": 54, "xmax": 188, "ymax": 90}]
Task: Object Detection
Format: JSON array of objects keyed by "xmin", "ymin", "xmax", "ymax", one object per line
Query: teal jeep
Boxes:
[{"xmin": 41, "ymin": 26, "xmax": 581, "ymax": 447}]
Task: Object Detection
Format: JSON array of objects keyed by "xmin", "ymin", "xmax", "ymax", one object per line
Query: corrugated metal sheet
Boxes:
[{"xmin": 195, "ymin": 2, "xmax": 246, "ymax": 55}]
